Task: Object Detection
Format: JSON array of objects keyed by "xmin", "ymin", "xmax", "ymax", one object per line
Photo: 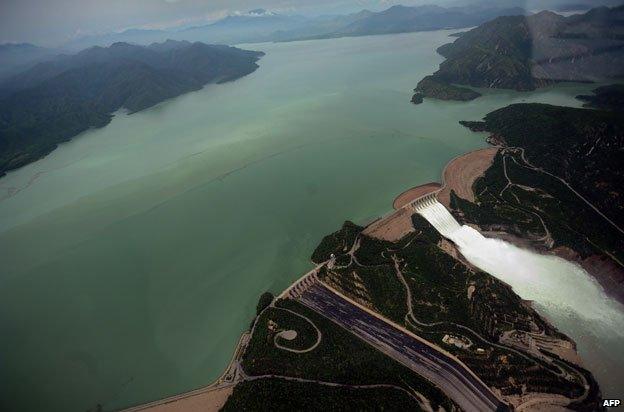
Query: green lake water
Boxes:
[{"xmin": 0, "ymin": 31, "xmax": 603, "ymax": 411}]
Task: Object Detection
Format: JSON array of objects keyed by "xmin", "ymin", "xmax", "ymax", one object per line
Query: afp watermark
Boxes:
[{"xmin": 603, "ymin": 399, "xmax": 621, "ymax": 408}]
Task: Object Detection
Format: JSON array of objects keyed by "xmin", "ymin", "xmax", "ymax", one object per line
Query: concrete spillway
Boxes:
[
  {"xmin": 412, "ymin": 195, "xmax": 461, "ymax": 238},
  {"xmin": 413, "ymin": 196, "xmax": 624, "ymax": 396}
]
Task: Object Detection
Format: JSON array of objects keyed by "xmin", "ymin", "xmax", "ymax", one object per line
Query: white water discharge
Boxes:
[{"xmin": 415, "ymin": 199, "xmax": 624, "ymax": 395}]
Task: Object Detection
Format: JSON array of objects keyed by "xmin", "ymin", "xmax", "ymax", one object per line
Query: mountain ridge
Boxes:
[
  {"xmin": 60, "ymin": 4, "xmax": 529, "ymax": 49},
  {"xmin": 0, "ymin": 40, "xmax": 264, "ymax": 176},
  {"xmin": 412, "ymin": 5, "xmax": 624, "ymax": 103}
]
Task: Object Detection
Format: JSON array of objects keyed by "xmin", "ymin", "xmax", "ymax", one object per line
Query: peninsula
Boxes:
[
  {"xmin": 125, "ymin": 112, "xmax": 610, "ymax": 409},
  {"xmin": 0, "ymin": 40, "xmax": 264, "ymax": 177},
  {"xmin": 412, "ymin": 5, "xmax": 624, "ymax": 104}
]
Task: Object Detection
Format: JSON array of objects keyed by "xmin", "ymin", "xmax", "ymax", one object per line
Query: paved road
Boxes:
[{"xmin": 297, "ymin": 282, "xmax": 508, "ymax": 412}]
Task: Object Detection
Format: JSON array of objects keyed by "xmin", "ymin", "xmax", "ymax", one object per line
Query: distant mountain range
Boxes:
[
  {"xmin": 0, "ymin": 43, "xmax": 60, "ymax": 81},
  {"xmin": 6, "ymin": 3, "xmax": 605, "ymax": 81},
  {"xmin": 274, "ymin": 5, "xmax": 528, "ymax": 41},
  {"xmin": 60, "ymin": 4, "xmax": 529, "ymax": 50},
  {"xmin": 0, "ymin": 40, "xmax": 263, "ymax": 176},
  {"xmin": 413, "ymin": 5, "xmax": 624, "ymax": 102},
  {"xmin": 63, "ymin": 9, "xmax": 306, "ymax": 51},
  {"xmin": 0, "ymin": 4, "xmax": 529, "ymax": 84}
]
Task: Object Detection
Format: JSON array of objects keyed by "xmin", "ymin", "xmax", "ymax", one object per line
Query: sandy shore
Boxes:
[
  {"xmin": 438, "ymin": 148, "xmax": 498, "ymax": 206},
  {"xmin": 123, "ymin": 386, "xmax": 233, "ymax": 412},
  {"xmin": 440, "ymin": 148, "xmax": 624, "ymax": 305},
  {"xmin": 393, "ymin": 182, "xmax": 441, "ymax": 209},
  {"xmin": 363, "ymin": 207, "xmax": 415, "ymax": 241},
  {"xmin": 125, "ymin": 143, "xmax": 611, "ymax": 411},
  {"xmin": 364, "ymin": 148, "xmax": 496, "ymax": 242},
  {"xmin": 364, "ymin": 182, "xmax": 442, "ymax": 241}
]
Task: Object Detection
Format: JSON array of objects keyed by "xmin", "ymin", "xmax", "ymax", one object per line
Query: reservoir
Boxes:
[{"xmin": 0, "ymin": 30, "xmax": 612, "ymax": 411}]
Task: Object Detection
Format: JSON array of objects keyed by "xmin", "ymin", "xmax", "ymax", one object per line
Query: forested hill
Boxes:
[
  {"xmin": 0, "ymin": 40, "xmax": 263, "ymax": 176},
  {"xmin": 413, "ymin": 5, "xmax": 624, "ymax": 102},
  {"xmin": 462, "ymin": 103, "xmax": 624, "ymax": 230}
]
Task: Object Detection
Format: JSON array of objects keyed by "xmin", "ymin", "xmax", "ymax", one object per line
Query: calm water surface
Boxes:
[{"xmin": 0, "ymin": 31, "xmax": 607, "ymax": 411}]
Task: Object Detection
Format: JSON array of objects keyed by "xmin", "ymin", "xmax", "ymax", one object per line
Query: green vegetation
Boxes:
[
  {"xmin": 412, "ymin": 75, "xmax": 481, "ymax": 104},
  {"xmin": 234, "ymin": 174, "xmax": 607, "ymax": 409},
  {"xmin": 432, "ymin": 13, "xmax": 539, "ymax": 91},
  {"xmin": 222, "ymin": 378, "xmax": 419, "ymax": 412},
  {"xmin": 238, "ymin": 298, "xmax": 457, "ymax": 411},
  {"xmin": 310, "ymin": 221, "xmax": 363, "ymax": 264},
  {"xmin": 312, "ymin": 214, "xmax": 596, "ymax": 405},
  {"xmin": 458, "ymin": 120, "xmax": 487, "ymax": 132},
  {"xmin": 410, "ymin": 93, "xmax": 423, "ymax": 104},
  {"xmin": 456, "ymin": 104, "xmax": 624, "ymax": 266},
  {"xmin": 414, "ymin": 6, "xmax": 624, "ymax": 94},
  {"xmin": 248, "ymin": 306, "xmax": 318, "ymax": 353},
  {"xmin": 576, "ymin": 84, "xmax": 624, "ymax": 111},
  {"xmin": 481, "ymin": 103, "xmax": 624, "ymax": 230},
  {"xmin": 353, "ymin": 235, "xmax": 393, "ymax": 266},
  {"xmin": 325, "ymin": 262, "xmax": 406, "ymax": 324},
  {"xmin": 256, "ymin": 292, "xmax": 274, "ymax": 315},
  {"xmin": 0, "ymin": 41, "xmax": 263, "ymax": 176}
]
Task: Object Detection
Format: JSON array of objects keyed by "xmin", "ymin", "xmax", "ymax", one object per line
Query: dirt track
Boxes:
[{"xmin": 124, "ymin": 386, "xmax": 233, "ymax": 412}]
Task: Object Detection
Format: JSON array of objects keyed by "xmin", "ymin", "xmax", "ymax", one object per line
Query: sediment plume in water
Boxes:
[{"xmin": 415, "ymin": 199, "xmax": 624, "ymax": 395}]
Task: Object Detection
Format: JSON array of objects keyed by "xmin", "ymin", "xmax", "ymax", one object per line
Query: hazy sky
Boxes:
[
  {"xmin": 0, "ymin": 0, "xmax": 451, "ymax": 46},
  {"xmin": 2, "ymin": 0, "xmax": 614, "ymax": 46}
]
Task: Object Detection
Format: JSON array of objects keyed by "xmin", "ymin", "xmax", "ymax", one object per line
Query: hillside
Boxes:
[
  {"xmin": 274, "ymin": 5, "xmax": 527, "ymax": 42},
  {"xmin": 62, "ymin": 5, "xmax": 527, "ymax": 49},
  {"xmin": 64, "ymin": 9, "xmax": 307, "ymax": 50},
  {"xmin": 457, "ymin": 103, "xmax": 624, "ymax": 300},
  {"xmin": 412, "ymin": 75, "xmax": 481, "ymax": 104},
  {"xmin": 0, "ymin": 41, "xmax": 263, "ymax": 176},
  {"xmin": 470, "ymin": 104, "xmax": 623, "ymax": 228},
  {"xmin": 576, "ymin": 84, "xmax": 624, "ymax": 111},
  {"xmin": 412, "ymin": 5, "xmax": 624, "ymax": 102},
  {"xmin": 216, "ymin": 215, "xmax": 602, "ymax": 411},
  {"xmin": 0, "ymin": 43, "xmax": 58, "ymax": 81}
]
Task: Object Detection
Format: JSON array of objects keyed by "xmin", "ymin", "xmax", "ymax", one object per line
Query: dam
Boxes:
[
  {"xmin": 409, "ymin": 193, "xmax": 460, "ymax": 238},
  {"xmin": 411, "ymin": 195, "xmax": 624, "ymax": 397}
]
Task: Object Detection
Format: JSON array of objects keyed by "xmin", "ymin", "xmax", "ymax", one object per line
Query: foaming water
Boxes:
[
  {"xmin": 416, "ymin": 199, "xmax": 624, "ymax": 395},
  {"xmin": 415, "ymin": 197, "xmax": 461, "ymax": 238}
]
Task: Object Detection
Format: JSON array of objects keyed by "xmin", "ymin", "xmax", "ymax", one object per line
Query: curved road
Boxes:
[{"xmin": 272, "ymin": 307, "xmax": 322, "ymax": 354}]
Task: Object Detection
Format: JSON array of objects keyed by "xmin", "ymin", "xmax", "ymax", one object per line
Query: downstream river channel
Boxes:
[{"xmin": 0, "ymin": 30, "xmax": 610, "ymax": 411}]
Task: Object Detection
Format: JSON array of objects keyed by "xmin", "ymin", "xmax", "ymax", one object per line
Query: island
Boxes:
[{"xmin": 0, "ymin": 40, "xmax": 264, "ymax": 177}]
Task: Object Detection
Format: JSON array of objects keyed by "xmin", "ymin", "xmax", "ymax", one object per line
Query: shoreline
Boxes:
[
  {"xmin": 392, "ymin": 182, "xmax": 441, "ymax": 209},
  {"xmin": 432, "ymin": 145, "xmax": 624, "ymax": 307},
  {"xmin": 121, "ymin": 331, "xmax": 250, "ymax": 412},
  {"xmin": 437, "ymin": 147, "xmax": 498, "ymax": 207},
  {"xmin": 478, "ymin": 228, "xmax": 624, "ymax": 306},
  {"xmin": 127, "ymin": 142, "xmax": 614, "ymax": 411}
]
